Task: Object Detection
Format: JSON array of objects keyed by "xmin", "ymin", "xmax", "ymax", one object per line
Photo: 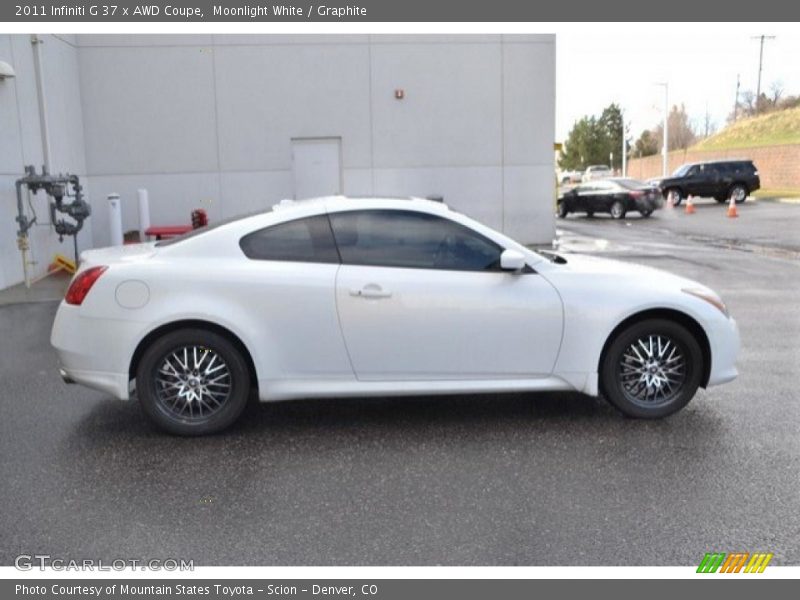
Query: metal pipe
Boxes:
[
  {"xmin": 30, "ymin": 34, "xmax": 52, "ymax": 172},
  {"xmin": 15, "ymin": 179, "xmax": 34, "ymax": 288}
]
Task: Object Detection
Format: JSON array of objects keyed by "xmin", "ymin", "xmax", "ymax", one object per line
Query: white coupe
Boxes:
[{"xmin": 52, "ymin": 196, "xmax": 739, "ymax": 435}]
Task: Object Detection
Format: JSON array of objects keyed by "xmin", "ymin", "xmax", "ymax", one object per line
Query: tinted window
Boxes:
[
  {"xmin": 329, "ymin": 210, "xmax": 503, "ymax": 271},
  {"xmin": 672, "ymin": 164, "xmax": 693, "ymax": 177},
  {"xmin": 240, "ymin": 214, "xmax": 339, "ymax": 263}
]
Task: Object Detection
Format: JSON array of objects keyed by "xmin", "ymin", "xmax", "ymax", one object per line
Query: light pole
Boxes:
[
  {"xmin": 622, "ymin": 127, "xmax": 628, "ymax": 178},
  {"xmin": 655, "ymin": 82, "xmax": 669, "ymax": 177}
]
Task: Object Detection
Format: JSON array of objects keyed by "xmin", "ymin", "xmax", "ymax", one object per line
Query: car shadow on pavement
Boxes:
[{"xmin": 64, "ymin": 389, "xmax": 719, "ymax": 447}]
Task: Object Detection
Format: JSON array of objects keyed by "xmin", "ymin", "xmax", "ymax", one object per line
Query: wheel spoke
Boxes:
[
  {"xmin": 618, "ymin": 333, "xmax": 687, "ymax": 406},
  {"xmin": 153, "ymin": 344, "xmax": 231, "ymax": 422}
]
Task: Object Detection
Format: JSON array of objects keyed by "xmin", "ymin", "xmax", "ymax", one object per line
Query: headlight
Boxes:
[{"xmin": 682, "ymin": 288, "xmax": 729, "ymax": 317}]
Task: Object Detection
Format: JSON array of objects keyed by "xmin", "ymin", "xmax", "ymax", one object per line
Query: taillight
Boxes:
[{"xmin": 65, "ymin": 266, "xmax": 108, "ymax": 305}]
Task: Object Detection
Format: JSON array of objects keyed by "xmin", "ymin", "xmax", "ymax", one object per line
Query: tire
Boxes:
[
  {"xmin": 557, "ymin": 201, "xmax": 568, "ymax": 219},
  {"xmin": 136, "ymin": 328, "xmax": 251, "ymax": 435},
  {"xmin": 729, "ymin": 183, "xmax": 748, "ymax": 204},
  {"xmin": 640, "ymin": 208, "xmax": 653, "ymax": 218},
  {"xmin": 665, "ymin": 188, "xmax": 683, "ymax": 206},
  {"xmin": 586, "ymin": 211, "xmax": 595, "ymax": 218},
  {"xmin": 600, "ymin": 318, "xmax": 703, "ymax": 419},
  {"xmin": 610, "ymin": 200, "xmax": 626, "ymax": 220}
]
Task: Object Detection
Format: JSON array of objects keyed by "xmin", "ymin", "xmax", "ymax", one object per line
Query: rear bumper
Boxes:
[{"xmin": 51, "ymin": 301, "xmax": 138, "ymax": 400}]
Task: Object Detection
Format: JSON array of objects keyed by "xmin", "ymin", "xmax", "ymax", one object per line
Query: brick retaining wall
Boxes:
[{"xmin": 625, "ymin": 144, "xmax": 800, "ymax": 191}]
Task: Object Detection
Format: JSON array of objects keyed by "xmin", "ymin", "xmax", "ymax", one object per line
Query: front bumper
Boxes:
[{"xmin": 706, "ymin": 316, "xmax": 740, "ymax": 387}]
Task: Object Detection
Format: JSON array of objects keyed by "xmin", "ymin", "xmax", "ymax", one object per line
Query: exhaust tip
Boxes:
[{"xmin": 59, "ymin": 368, "xmax": 75, "ymax": 384}]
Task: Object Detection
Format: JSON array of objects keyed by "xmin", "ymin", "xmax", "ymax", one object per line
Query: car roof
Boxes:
[
  {"xmin": 683, "ymin": 159, "xmax": 753, "ymax": 167},
  {"xmin": 273, "ymin": 195, "xmax": 450, "ymax": 215}
]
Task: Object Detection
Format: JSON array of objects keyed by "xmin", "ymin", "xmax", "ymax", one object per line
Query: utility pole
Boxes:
[
  {"xmin": 752, "ymin": 35, "xmax": 776, "ymax": 106},
  {"xmin": 733, "ymin": 73, "xmax": 740, "ymax": 121}
]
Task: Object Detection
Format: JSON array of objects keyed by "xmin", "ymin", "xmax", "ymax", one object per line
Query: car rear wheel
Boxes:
[
  {"xmin": 729, "ymin": 184, "xmax": 748, "ymax": 204},
  {"xmin": 665, "ymin": 188, "xmax": 683, "ymax": 206},
  {"xmin": 136, "ymin": 328, "xmax": 250, "ymax": 435},
  {"xmin": 600, "ymin": 318, "xmax": 702, "ymax": 419},
  {"xmin": 640, "ymin": 208, "xmax": 653, "ymax": 218},
  {"xmin": 557, "ymin": 201, "xmax": 568, "ymax": 218},
  {"xmin": 610, "ymin": 200, "xmax": 626, "ymax": 220}
]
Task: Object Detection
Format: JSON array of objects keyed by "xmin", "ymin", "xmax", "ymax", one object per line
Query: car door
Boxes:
[
  {"xmin": 575, "ymin": 183, "xmax": 596, "ymax": 213},
  {"xmin": 330, "ymin": 209, "xmax": 564, "ymax": 381},
  {"xmin": 237, "ymin": 213, "xmax": 354, "ymax": 381},
  {"xmin": 687, "ymin": 165, "xmax": 715, "ymax": 197},
  {"xmin": 592, "ymin": 181, "xmax": 616, "ymax": 211}
]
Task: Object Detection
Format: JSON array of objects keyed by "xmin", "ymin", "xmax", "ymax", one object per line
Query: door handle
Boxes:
[{"xmin": 350, "ymin": 284, "xmax": 392, "ymax": 299}]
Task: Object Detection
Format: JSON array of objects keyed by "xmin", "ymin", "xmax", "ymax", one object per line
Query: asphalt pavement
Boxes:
[{"xmin": 1, "ymin": 198, "xmax": 798, "ymax": 566}]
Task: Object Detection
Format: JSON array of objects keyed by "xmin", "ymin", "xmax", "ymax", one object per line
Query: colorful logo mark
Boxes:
[{"xmin": 697, "ymin": 552, "xmax": 773, "ymax": 573}]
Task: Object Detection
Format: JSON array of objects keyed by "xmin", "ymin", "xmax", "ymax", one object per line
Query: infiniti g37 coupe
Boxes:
[{"xmin": 52, "ymin": 196, "xmax": 739, "ymax": 435}]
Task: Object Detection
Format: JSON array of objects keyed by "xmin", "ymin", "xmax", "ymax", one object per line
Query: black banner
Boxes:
[
  {"xmin": 3, "ymin": 0, "xmax": 800, "ymax": 22},
  {"xmin": 4, "ymin": 579, "xmax": 799, "ymax": 600}
]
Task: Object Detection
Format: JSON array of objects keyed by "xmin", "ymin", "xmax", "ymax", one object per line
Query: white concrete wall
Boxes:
[
  {"xmin": 0, "ymin": 34, "xmax": 555, "ymax": 289},
  {"xmin": 0, "ymin": 34, "xmax": 89, "ymax": 290},
  {"xmin": 79, "ymin": 34, "xmax": 555, "ymax": 249}
]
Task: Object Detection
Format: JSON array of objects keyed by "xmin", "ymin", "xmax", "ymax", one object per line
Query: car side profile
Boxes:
[
  {"xmin": 651, "ymin": 160, "xmax": 760, "ymax": 206},
  {"xmin": 557, "ymin": 178, "xmax": 661, "ymax": 219},
  {"xmin": 52, "ymin": 197, "xmax": 740, "ymax": 435}
]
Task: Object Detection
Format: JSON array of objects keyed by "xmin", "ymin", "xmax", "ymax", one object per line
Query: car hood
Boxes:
[{"xmin": 541, "ymin": 252, "xmax": 713, "ymax": 295}]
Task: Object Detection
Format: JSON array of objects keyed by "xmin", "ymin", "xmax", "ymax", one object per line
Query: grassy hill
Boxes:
[{"xmin": 693, "ymin": 106, "xmax": 800, "ymax": 151}]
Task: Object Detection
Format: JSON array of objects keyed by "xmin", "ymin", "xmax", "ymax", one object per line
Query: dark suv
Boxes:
[{"xmin": 651, "ymin": 160, "xmax": 760, "ymax": 206}]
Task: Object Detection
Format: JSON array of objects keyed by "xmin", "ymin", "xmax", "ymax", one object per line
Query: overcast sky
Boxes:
[{"xmin": 556, "ymin": 30, "xmax": 800, "ymax": 143}]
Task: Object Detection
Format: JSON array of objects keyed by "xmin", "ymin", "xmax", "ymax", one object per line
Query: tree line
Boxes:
[{"xmin": 561, "ymin": 82, "xmax": 800, "ymax": 169}]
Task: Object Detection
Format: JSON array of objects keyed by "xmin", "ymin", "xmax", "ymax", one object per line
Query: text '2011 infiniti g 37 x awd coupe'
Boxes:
[{"xmin": 52, "ymin": 196, "xmax": 739, "ymax": 435}]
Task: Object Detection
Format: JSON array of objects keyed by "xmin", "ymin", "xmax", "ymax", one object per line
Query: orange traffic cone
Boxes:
[
  {"xmin": 685, "ymin": 195, "xmax": 696, "ymax": 214},
  {"xmin": 727, "ymin": 196, "xmax": 739, "ymax": 218}
]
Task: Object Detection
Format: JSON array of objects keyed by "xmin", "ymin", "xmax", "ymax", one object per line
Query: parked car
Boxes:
[
  {"xmin": 582, "ymin": 165, "xmax": 613, "ymax": 181},
  {"xmin": 650, "ymin": 160, "xmax": 760, "ymax": 206},
  {"xmin": 557, "ymin": 178, "xmax": 661, "ymax": 219},
  {"xmin": 559, "ymin": 170, "xmax": 584, "ymax": 184},
  {"xmin": 52, "ymin": 196, "xmax": 739, "ymax": 435}
]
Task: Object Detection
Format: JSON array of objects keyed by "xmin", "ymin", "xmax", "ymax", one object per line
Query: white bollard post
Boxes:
[
  {"xmin": 137, "ymin": 188, "xmax": 150, "ymax": 243},
  {"xmin": 108, "ymin": 193, "xmax": 123, "ymax": 246}
]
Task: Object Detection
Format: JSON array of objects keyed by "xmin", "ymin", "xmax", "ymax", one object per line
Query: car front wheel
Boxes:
[
  {"xmin": 136, "ymin": 328, "xmax": 251, "ymax": 435},
  {"xmin": 557, "ymin": 201, "xmax": 568, "ymax": 218},
  {"xmin": 665, "ymin": 188, "xmax": 683, "ymax": 206},
  {"xmin": 600, "ymin": 318, "xmax": 703, "ymax": 419}
]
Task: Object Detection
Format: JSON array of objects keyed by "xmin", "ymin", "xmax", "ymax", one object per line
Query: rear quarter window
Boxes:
[{"xmin": 239, "ymin": 214, "xmax": 340, "ymax": 263}]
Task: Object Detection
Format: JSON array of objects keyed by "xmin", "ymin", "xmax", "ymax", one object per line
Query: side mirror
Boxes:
[{"xmin": 500, "ymin": 249, "xmax": 526, "ymax": 272}]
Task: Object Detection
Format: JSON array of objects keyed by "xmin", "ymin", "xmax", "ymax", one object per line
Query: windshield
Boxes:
[{"xmin": 672, "ymin": 164, "xmax": 693, "ymax": 177}]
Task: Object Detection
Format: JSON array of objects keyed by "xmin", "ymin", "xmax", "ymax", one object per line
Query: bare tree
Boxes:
[
  {"xmin": 769, "ymin": 81, "xmax": 784, "ymax": 104},
  {"xmin": 653, "ymin": 104, "xmax": 697, "ymax": 151}
]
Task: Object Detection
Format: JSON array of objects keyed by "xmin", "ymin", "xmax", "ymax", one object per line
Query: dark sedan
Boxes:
[{"xmin": 557, "ymin": 178, "xmax": 661, "ymax": 220}]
